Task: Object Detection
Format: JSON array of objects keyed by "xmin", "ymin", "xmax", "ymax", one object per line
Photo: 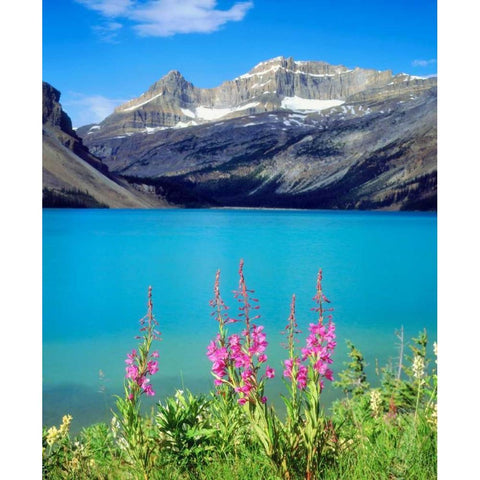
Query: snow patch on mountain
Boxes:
[
  {"xmin": 281, "ymin": 97, "xmax": 344, "ymax": 112},
  {"xmin": 194, "ymin": 102, "xmax": 260, "ymax": 120},
  {"xmin": 181, "ymin": 108, "xmax": 196, "ymax": 118},
  {"xmin": 121, "ymin": 92, "xmax": 164, "ymax": 112}
]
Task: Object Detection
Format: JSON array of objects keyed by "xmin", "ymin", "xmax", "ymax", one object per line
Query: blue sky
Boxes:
[{"xmin": 42, "ymin": 0, "xmax": 437, "ymax": 127}]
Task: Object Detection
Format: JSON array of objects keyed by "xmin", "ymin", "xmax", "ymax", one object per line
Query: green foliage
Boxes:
[
  {"xmin": 334, "ymin": 340, "xmax": 369, "ymax": 396},
  {"xmin": 112, "ymin": 395, "xmax": 158, "ymax": 476},
  {"xmin": 156, "ymin": 389, "xmax": 216, "ymax": 471},
  {"xmin": 207, "ymin": 388, "xmax": 250, "ymax": 454},
  {"xmin": 79, "ymin": 423, "xmax": 115, "ymax": 466},
  {"xmin": 324, "ymin": 411, "xmax": 437, "ymax": 480}
]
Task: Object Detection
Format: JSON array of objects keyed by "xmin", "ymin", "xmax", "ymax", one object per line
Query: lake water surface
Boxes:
[{"xmin": 43, "ymin": 209, "xmax": 437, "ymax": 432}]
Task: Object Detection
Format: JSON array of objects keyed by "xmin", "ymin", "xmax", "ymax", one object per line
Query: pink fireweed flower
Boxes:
[
  {"xmin": 207, "ymin": 339, "xmax": 218, "ymax": 360},
  {"xmin": 139, "ymin": 376, "xmax": 155, "ymax": 396},
  {"xmin": 250, "ymin": 325, "xmax": 268, "ymax": 356},
  {"xmin": 265, "ymin": 366, "xmax": 275, "ymax": 379},
  {"xmin": 282, "ymin": 294, "xmax": 308, "ymax": 390},
  {"xmin": 228, "ymin": 334, "xmax": 241, "ymax": 346},
  {"xmin": 236, "ymin": 382, "xmax": 254, "ymax": 395},
  {"xmin": 212, "ymin": 361, "xmax": 227, "ymax": 379},
  {"xmin": 233, "ymin": 352, "xmax": 250, "ymax": 368},
  {"xmin": 207, "ymin": 261, "xmax": 275, "ymax": 405},
  {"xmin": 123, "ymin": 287, "xmax": 161, "ymax": 401},
  {"xmin": 282, "ymin": 272, "xmax": 336, "ymax": 393},
  {"xmin": 125, "ymin": 349, "xmax": 137, "ymax": 365},
  {"xmin": 147, "ymin": 360, "xmax": 159, "ymax": 375},
  {"xmin": 143, "ymin": 384, "xmax": 155, "ymax": 396},
  {"xmin": 283, "ymin": 357, "xmax": 308, "ymax": 390},
  {"xmin": 301, "ymin": 270, "xmax": 336, "ymax": 389},
  {"xmin": 309, "ymin": 323, "xmax": 326, "ymax": 336},
  {"xmin": 297, "ymin": 364, "xmax": 308, "ymax": 390},
  {"xmin": 126, "ymin": 364, "xmax": 139, "ymax": 380},
  {"xmin": 283, "ymin": 358, "xmax": 294, "ymax": 378}
]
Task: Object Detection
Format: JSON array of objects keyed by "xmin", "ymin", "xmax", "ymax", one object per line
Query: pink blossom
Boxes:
[
  {"xmin": 297, "ymin": 365, "xmax": 308, "ymax": 390},
  {"xmin": 265, "ymin": 366, "xmax": 275, "ymax": 379},
  {"xmin": 147, "ymin": 360, "xmax": 159, "ymax": 375},
  {"xmin": 233, "ymin": 352, "xmax": 250, "ymax": 369},
  {"xmin": 324, "ymin": 369, "xmax": 334, "ymax": 381},
  {"xmin": 139, "ymin": 377, "xmax": 150, "ymax": 391},
  {"xmin": 125, "ymin": 349, "xmax": 137, "ymax": 365},
  {"xmin": 143, "ymin": 384, "xmax": 155, "ymax": 396},
  {"xmin": 309, "ymin": 323, "xmax": 326, "ymax": 336},
  {"xmin": 283, "ymin": 358, "xmax": 294, "ymax": 376},
  {"xmin": 207, "ymin": 262, "xmax": 275, "ymax": 405},
  {"xmin": 126, "ymin": 365, "xmax": 139, "ymax": 380},
  {"xmin": 250, "ymin": 325, "xmax": 268, "ymax": 355},
  {"xmin": 212, "ymin": 360, "xmax": 227, "ymax": 379},
  {"xmin": 283, "ymin": 357, "xmax": 308, "ymax": 389},
  {"xmin": 206, "ymin": 339, "xmax": 219, "ymax": 360},
  {"xmin": 123, "ymin": 287, "xmax": 160, "ymax": 402}
]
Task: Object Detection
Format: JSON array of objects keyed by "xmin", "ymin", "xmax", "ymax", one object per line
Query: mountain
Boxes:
[
  {"xmin": 77, "ymin": 56, "xmax": 437, "ymax": 210},
  {"xmin": 42, "ymin": 82, "xmax": 169, "ymax": 208}
]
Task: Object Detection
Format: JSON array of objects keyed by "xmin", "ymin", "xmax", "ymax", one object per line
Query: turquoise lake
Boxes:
[{"xmin": 43, "ymin": 209, "xmax": 437, "ymax": 432}]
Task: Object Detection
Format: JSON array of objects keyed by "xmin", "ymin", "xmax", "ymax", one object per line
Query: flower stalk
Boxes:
[{"xmin": 113, "ymin": 286, "xmax": 161, "ymax": 477}]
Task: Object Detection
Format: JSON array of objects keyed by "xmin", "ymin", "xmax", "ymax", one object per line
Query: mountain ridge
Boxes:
[
  {"xmin": 78, "ymin": 56, "xmax": 436, "ymax": 138},
  {"xmin": 72, "ymin": 56, "xmax": 436, "ymax": 211}
]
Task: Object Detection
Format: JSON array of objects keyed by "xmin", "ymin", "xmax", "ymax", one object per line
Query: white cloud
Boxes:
[
  {"xmin": 62, "ymin": 93, "xmax": 127, "ymax": 126},
  {"xmin": 412, "ymin": 59, "xmax": 437, "ymax": 67},
  {"xmin": 76, "ymin": 0, "xmax": 254, "ymax": 37},
  {"xmin": 131, "ymin": 0, "xmax": 254, "ymax": 36},
  {"xmin": 76, "ymin": 0, "xmax": 133, "ymax": 17},
  {"xmin": 92, "ymin": 21, "xmax": 123, "ymax": 42}
]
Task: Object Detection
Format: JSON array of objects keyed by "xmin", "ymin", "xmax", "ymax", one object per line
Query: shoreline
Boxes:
[{"xmin": 42, "ymin": 206, "xmax": 438, "ymax": 214}]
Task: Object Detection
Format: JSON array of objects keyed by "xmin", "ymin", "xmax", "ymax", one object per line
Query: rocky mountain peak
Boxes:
[
  {"xmin": 238, "ymin": 56, "xmax": 351, "ymax": 80},
  {"xmin": 113, "ymin": 69, "xmax": 194, "ymax": 115},
  {"xmin": 43, "ymin": 81, "xmax": 75, "ymax": 135},
  {"xmin": 165, "ymin": 69, "xmax": 183, "ymax": 78},
  {"xmin": 148, "ymin": 69, "xmax": 188, "ymax": 90}
]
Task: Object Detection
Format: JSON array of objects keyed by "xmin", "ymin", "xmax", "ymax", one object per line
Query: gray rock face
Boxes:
[
  {"xmin": 77, "ymin": 57, "xmax": 437, "ymax": 211},
  {"xmin": 43, "ymin": 82, "xmax": 77, "ymax": 135},
  {"xmin": 43, "ymin": 81, "xmax": 108, "ymax": 173}
]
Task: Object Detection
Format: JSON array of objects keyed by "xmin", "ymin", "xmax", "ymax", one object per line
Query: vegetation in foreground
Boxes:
[{"xmin": 43, "ymin": 262, "xmax": 437, "ymax": 479}]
